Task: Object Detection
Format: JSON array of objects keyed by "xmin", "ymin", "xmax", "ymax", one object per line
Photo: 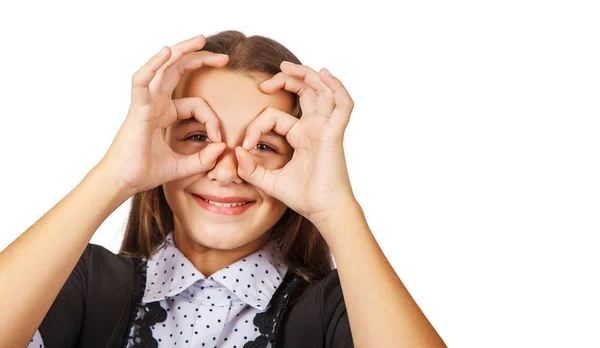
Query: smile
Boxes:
[{"xmin": 192, "ymin": 194, "xmax": 255, "ymax": 215}]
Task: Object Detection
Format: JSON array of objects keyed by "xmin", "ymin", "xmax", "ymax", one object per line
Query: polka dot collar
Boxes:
[{"xmin": 142, "ymin": 231, "xmax": 289, "ymax": 311}]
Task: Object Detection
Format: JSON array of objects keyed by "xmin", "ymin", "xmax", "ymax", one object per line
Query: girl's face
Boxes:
[{"xmin": 163, "ymin": 67, "xmax": 295, "ymax": 258}]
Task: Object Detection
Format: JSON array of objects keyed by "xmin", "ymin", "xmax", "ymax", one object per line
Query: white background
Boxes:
[{"xmin": 0, "ymin": 1, "xmax": 599, "ymax": 347}]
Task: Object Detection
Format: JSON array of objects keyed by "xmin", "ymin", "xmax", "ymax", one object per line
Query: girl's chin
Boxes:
[{"xmin": 184, "ymin": 227, "xmax": 258, "ymax": 249}]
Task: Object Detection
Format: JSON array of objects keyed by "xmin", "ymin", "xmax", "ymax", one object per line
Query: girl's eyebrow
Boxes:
[
  {"xmin": 173, "ymin": 118, "xmax": 202, "ymax": 128},
  {"xmin": 174, "ymin": 118, "xmax": 288, "ymax": 142},
  {"xmin": 263, "ymin": 131, "xmax": 289, "ymax": 144}
]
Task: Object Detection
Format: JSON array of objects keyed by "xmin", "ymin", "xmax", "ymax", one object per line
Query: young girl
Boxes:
[{"xmin": 1, "ymin": 30, "xmax": 446, "ymax": 347}]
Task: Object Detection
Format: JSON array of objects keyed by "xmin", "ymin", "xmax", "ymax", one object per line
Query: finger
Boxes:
[
  {"xmin": 279, "ymin": 61, "xmax": 332, "ymax": 96},
  {"xmin": 175, "ymin": 142, "xmax": 227, "ymax": 179},
  {"xmin": 279, "ymin": 61, "xmax": 335, "ymax": 116},
  {"xmin": 169, "ymin": 97, "xmax": 222, "ymax": 143},
  {"xmin": 159, "ymin": 51, "xmax": 229, "ymax": 94},
  {"xmin": 130, "ymin": 45, "xmax": 172, "ymax": 106},
  {"xmin": 242, "ymin": 106, "xmax": 299, "ymax": 151},
  {"xmin": 318, "ymin": 68, "xmax": 355, "ymax": 131},
  {"xmin": 158, "ymin": 34, "xmax": 207, "ymax": 76},
  {"xmin": 234, "ymin": 146, "xmax": 280, "ymax": 197},
  {"xmin": 259, "ymin": 72, "xmax": 318, "ymax": 115},
  {"xmin": 149, "ymin": 34, "xmax": 207, "ymax": 93},
  {"xmin": 150, "ymin": 34, "xmax": 228, "ymax": 95}
]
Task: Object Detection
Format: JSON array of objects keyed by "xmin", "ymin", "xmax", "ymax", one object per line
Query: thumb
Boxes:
[
  {"xmin": 235, "ymin": 146, "xmax": 277, "ymax": 196},
  {"xmin": 175, "ymin": 142, "xmax": 226, "ymax": 179}
]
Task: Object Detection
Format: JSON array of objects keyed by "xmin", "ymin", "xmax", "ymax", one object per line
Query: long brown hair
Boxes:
[{"xmin": 117, "ymin": 30, "xmax": 334, "ymax": 284}]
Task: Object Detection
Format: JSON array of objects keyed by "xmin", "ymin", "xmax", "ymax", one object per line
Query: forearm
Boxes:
[
  {"xmin": 0, "ymin": 163, "xmax": 133, "ymax": 347},
  {"xmin": 317, "ymin": 202, "xmax": 447, "ymax": 348}
]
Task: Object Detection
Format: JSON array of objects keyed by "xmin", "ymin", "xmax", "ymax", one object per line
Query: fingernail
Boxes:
[
  {"xmin": 323, "ymin": 68, "xmax": 333, "ymax": 77},
  {"xmin": 281, "ymin": 61, "xmax": 294, "ymax": 67},
  {"xmin": 217, "ymin": 129, "xmax": 221, "ymax": 141},
  {"xmin": 243, "ymin": 137, "xmax": 249, "ymax": 150}
]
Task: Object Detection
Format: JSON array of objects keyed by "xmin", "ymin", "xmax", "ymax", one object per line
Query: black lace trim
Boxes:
[
  {"xmin": 121, "ymin": 258, "xmax": 168, "ymax": 348},
  {"xmin": 243, "ymin": 271, "xmax": 307, "ymax": 348},
  {"xmin": 121, "ymin": 257, "xmax": 145, "ymax": 347}
]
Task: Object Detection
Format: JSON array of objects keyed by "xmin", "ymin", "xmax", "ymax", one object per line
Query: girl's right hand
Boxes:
[{"xmin": 97, "ymin": 34, "xmax": 229, "ymax": 196}]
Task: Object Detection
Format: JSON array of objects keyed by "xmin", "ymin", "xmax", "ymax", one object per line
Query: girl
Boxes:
[{"xmin": 1, "ymin": 30, "xmax": 446, "ymax": 347}]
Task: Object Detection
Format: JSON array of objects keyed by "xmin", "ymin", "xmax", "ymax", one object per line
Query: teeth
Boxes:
[{"xmin": 201, "ymin": 197, "xmax": 250, "ymax": 207}]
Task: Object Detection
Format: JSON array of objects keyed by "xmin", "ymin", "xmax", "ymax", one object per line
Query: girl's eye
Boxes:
[
  {"xmin": 185, "ymin": 134, "xmax": 211, "ymax": 143},
  {"xmin": 256, "ymin": 143, "xmax": 277, "ymax": 153},
  {"xmin": 185, "ymin": 133, "xmax": 277, "ymax": 153}
]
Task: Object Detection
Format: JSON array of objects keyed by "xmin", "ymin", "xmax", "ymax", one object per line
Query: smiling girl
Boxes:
[{"xmin": 0, "ymin": 30, "xmax": 446, "ymax": 347}]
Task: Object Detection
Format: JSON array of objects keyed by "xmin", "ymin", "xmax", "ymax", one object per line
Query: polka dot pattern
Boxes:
[
  {"xmin": 28, "ymin": 330, "xmax": 44, "ymax": 347},
  {"xmin": 124, "ymin": 231, "xmax": 288, "ymax": 347}
]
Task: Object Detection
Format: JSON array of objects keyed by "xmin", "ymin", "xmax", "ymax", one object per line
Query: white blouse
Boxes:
[{"xmin": 29, "ymin": 231, "xmax": 289, "ymax": 348}]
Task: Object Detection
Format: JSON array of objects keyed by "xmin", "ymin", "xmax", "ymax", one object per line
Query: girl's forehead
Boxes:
[
  {"xmin": 169, "ymin": 68, "xmax": 295, "ymax": 138},
  {"xmin": 175, "ymin": 67, "xmax": 294, "ymax": 118}
]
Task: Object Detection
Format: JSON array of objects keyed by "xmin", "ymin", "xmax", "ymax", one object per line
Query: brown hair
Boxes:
[{"xmin": 117, "ymin": 30, "xmax": 334, "ymax": 284}]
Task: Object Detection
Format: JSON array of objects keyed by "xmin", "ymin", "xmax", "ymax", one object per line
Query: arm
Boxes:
[
  {"xmin": 0, "ymin": 164, "xmax": 134, "ymax": 347},
  {"xmin": 315, "ymin": 200, "xmax": 447, "ymax": 348}
]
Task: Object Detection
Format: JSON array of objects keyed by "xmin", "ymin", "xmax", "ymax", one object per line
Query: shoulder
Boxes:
[
  {"xmin": 77, "ymin": 242, "xmax": 136, "ymax": 320},
  {"xmin": 293, "ymin": 268, "xmax": 345, "ymax": 319},
  {"xmin": 303, "ymin": 269, "xmax": 348, "ymax": 331},
  {"xmin": 69, "ymin": 242, "xmax": 135, "ymax": 292},
  {"xmin": 76, "ymin": 243, "xmax": 139, "ymax": 347},
  {"xmin": 87, "ymin": 242, "xmax": 134, "ymax": 274},
  {"xmin": 38, "ymin": 242, "xmax": 135, "ymax": 347},
  {"xmin": 315, "ymin": 268, "xmax": 344, "ymax": 305},
  {"xmin": 65, "ymin": 242, "xmax": 132, "ymax": 275},
  {"xmin": 276, "ymin": 269, "xmax": 354, "ymax": 347},
  {"xmin": 84, "ymin": 242, "xmax": 135, "ymax": 288}
]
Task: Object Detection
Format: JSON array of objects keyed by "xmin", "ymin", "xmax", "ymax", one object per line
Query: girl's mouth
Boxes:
[{"xmin": 192, "ymin": 194, "xmax": 255, "ymax": 215}]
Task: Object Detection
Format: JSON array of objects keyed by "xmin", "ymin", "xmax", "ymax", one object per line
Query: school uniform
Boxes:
[{"xmin": 28, "ymin": 231, "xmax": 354, "ymax": 347}]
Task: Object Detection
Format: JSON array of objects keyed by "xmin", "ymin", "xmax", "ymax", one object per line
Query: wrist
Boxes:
[
  {"xmin": 313, "ymin": 200, "xmax": 370, "ymax": 254},
  {"xmin": 311, "ymin": 197, "xmax": 364, "ymax": 231},
  {"xmin": 87, "ymin": 163, "xmax": 137, "ymax": 202}
]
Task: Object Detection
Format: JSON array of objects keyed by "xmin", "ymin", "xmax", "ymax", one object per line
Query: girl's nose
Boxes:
[{"xmin": 205, "ymin": 146, "xmax": 243, "ymax": 185}]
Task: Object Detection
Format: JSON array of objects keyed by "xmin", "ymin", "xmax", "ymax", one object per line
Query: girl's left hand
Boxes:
[{"xmin": 234, "ymin": 61, "xmax": 356, "ymax": 227}]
